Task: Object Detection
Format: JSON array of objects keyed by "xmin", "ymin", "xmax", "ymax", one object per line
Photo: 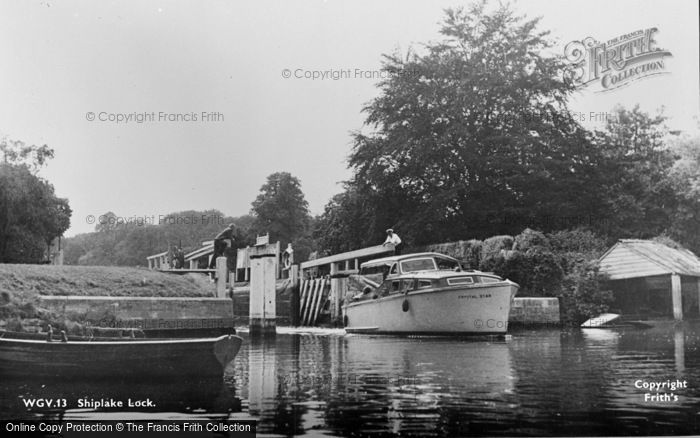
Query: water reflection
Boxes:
[
  {"xmin": 1, "ymin": 323, "xmax": 699, "ymax": 436},
  {"xmin": 674, "ymin": 326, "xmax": 685, "ymax": 374},
  {"xmin": 233, "ymin": 324, "xmax": 700, "ymax": 436}
]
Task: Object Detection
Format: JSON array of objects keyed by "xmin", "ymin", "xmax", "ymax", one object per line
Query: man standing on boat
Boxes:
[
  {"xmin": 209, "ymin": 223, "xmax": 235, "ymax": 269},
  {"xmin": 383, "ymin": 228, "xmax": 403, "ymax": 255}
]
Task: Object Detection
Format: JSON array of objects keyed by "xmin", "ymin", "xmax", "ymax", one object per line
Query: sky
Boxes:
[{"xmin": 1, "ymin": 0, "xmax": 698, "ymax": 236}]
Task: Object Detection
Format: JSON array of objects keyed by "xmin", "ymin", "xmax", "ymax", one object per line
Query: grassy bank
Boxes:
[{"xmin": 0, "ymin": 264, "xmax": 215, "ymax": 333}]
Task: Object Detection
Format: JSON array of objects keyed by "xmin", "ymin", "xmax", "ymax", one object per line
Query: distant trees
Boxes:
[
  {"xmin": 0, "ymin": 138, "xmax": 71, "ymax": 263},
  {"xmin": 63, "ymin": 171, "xmax": 317, "ymax": 267},
  {"xmin": 63, "ymin": 209, "xmax": 252, "ymax": 266},
  {"xmin": 251, "ymin": 172, "xmax": 314, "ymax": 260}
]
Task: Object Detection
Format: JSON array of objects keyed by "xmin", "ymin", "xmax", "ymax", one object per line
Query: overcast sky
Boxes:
[{"xmin": 1, "ymin": 0, "xmax": 698, "ymax": 236}]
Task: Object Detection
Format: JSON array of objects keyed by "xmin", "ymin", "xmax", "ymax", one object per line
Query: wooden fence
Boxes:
[{"xmin": 298, "ymin": 278, "xmax": 330, "ymax": 326}]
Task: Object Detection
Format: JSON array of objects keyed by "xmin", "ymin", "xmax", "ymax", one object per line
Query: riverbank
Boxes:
[{"xmin": 0, "ymin": 264, "xmax": 215, "ymax": 333}]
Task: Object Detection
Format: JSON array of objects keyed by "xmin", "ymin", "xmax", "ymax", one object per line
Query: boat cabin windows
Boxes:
[
  {"xmin": 391, "ymin": 279, "xmax": 416, "ymax": 293},
  {"xmin": 447, "ymin": 276, "xmax": 474, "ymax": 286},
  {"xmin": 400, "ymin": 258, "xmax": 436, "ymax": 273},
  {"xmin": 361, "ymin": 264, "xmax": 387, "ymax": 276},
  {"xmin": 417, "ymin": 279, "xmax": 436, "ymax": 289},
  {"xmin": 389, "ymin": 263, "xmax": 399, "ymax": 275},
  {"xmin": 374, "ymin": 281, "xmax": 391, "ymax": 298},
  {"xmin": 402, "ymin": 279, "xmax": 416, "ymax": 291},
  {"xmin": 377, "ymin": 278, "xmax": 415, "ymax": 298},
  {"xmin": 435, "ymin": 257, "xmax": 461, "ymax": 271},
  {"xmin": 479, "ymin": 276, "xmax": 500, "ymax": 283}
]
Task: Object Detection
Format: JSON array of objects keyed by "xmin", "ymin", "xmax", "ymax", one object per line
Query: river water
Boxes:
[{"xmin": 2, "ymin": 322, "xmax": 699, "ymax": 436}]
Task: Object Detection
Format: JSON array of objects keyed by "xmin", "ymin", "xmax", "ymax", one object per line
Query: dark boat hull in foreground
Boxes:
[{"xmin": 0, "ymin": 333, "xmax": 242, "ymax": 379}]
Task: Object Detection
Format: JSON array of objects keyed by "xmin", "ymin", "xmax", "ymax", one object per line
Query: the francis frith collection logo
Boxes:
[{"xmin": 564, "ymin": 28, "xmax": 672, "ymax": 92}]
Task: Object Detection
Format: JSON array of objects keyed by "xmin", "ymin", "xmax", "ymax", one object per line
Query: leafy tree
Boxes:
[
  {"xmin": 666, "ymin": 134, "xmax": 700, "ymax": 253},
  {"xmin": 0, "ymin": 138, "xmax": 71, "ymax": 263},
  {"xmin": 330, "ymin": 3, "xmax": 602, "ymax": 249},
  {"xmin": 0, "ymin": 137, "xmax": 54, "ymax": 173},
  {"xmin": 591, "ymin": 105, "xmax": 679, "ymax": 239},
  {"xmin": 251, "ymin": 172, "xmax": 311, "ymax": 247},
  {"xmin": 314, "ymin": 187, "xmax": 374, "ymax": 254}
]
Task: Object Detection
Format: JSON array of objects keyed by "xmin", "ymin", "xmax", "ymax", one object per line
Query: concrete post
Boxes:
[
  {"xmin": 290, "ymin": 265, "xmax": 300, "ymax": 327},
  {"xmin": 250, "ymin": 255, "xmax": 276, "ymax": 336},
  {"xmin": 330, "ymin": 263, "xmax": 340, "ymax": 325},
  {"xmin": 216, "ymin": 257, "xmax": 228, "ymax": 298},
  {"xmin": 290, "ymin": 265, "xmax": 299, "ymax": 286},
  {"xmin": 337, "ymin": 277, "xmax": 347, "ymax": 327},
  {"xmin": 671, "ymin": 273, "xmax": 683, "ymax": 321}
]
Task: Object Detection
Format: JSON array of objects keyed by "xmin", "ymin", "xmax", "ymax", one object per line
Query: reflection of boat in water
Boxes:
[
  {"xmin": 324, "ymin": 335, "xmax": 514, "ymax": 436},
  {"xmin": 344, "ymin": 253, "xmax": 518, "ymax": 335},
  {"xmin": 0, "ymin": 331, "xmax": 242, "ymax": 379}
]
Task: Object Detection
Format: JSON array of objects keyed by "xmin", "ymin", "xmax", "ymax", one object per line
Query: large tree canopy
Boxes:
[
  {"xmin": 334, "ymin": 3, "xmax": 602, "ymax": 247},
  {"xmin": 316, "ymin": 4, "xmax": 698, "ymax": 255},
  {"xmin": 0, "ymin": 139, "xmax": 71, "ymax": 263}
]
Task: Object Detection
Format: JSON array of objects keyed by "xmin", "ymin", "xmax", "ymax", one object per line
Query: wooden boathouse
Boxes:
[{"xmin": 598, "ymin": 239, "xmax": 700, "ymax": 321}]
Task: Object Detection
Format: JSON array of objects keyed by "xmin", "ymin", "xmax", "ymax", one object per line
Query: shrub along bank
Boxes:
[{"xmin": 418, "ymin": 228, "xmax": 614, "ymax": 325}]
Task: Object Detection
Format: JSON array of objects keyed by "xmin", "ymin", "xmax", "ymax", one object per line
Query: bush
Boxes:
[
  {"xmin": 487, "ymin": 250, "xmax": 532, "ymax": 290},
  {"xmin": 513, "ymin": 228, "xmax": 549, "ymax": 252},
  {"xmin": 482, "ymin": 245, "xmax": 563, "ymax": 297},
  {"xmin": 525, "ymin": 247, "xmax": 564, "ymax": 297},
  {"xmin": 547, "ymin": 228, "xmax": 609, "ymax": 255},
  {"xmin": 479, "ymin": 235, "xmax": 514, "ymax": 271},
  {"xmin": 546, "ymin": 229, "xmax": 612, "ymax": 325},
  {"xmin": 463, "ymin": 239, "xmax": 483, "ymax": 269},
  {"xmin": 481, "ymin": 235, "xmax": 514, "ymax": 260},
  {"xmin": 559, "ymin": 262, "xmax": 614, "ymax": 324},
  {"xmin": 478, "ymin": 228, "xmax": 610, "ymax": 324}
]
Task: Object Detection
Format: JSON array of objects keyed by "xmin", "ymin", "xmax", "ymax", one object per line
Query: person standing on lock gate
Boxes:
[
  {"xmin": 209, "ymin": 223, "xmax": 235, "ymax": 269},
  {"xmin": 383, "ymin": 228, "xmax": 403, "ymax": 255}
]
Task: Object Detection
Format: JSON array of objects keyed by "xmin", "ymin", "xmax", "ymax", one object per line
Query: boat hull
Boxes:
[
  {"xmin": 344, "ymin": 282, "xmax": 517, "ymax": 335},
  {"xmin": 0, "ymin": 335, "xmax": 243, "ymax": 380}
]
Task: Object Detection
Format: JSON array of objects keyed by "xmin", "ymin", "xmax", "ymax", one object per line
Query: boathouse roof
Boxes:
[{"xmin": 599, "ymin": 239, "xmax": 700, "ymax": 280}]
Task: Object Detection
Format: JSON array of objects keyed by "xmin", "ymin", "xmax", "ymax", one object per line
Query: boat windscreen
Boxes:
[
  {"xmin": 400, "ymin": 258, "xmax": 437, "ymax": 272},
  {"xmin": 436, "ymin": 257, "xmax": 461, "ymax": 271}
]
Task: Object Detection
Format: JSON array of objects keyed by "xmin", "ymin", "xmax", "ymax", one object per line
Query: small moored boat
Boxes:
[
  {"xmin": 0, "ymin": 331, "xmax": 243, "ymax": 379},
  {"xmin": 580, "ymin": 313, "xmax": 654, "ymax": 329},
  {"xmin": 343, "ymin": 252, "xmax": 518, "ymax": 335}
]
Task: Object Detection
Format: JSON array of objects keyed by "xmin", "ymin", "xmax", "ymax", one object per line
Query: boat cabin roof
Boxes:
[
  {"xmin": 360, "ymin": 252, "xmax": 459, "ymax": 269},
  {"xmin": 385, "ymin": 269, "xmax": 503, "ymax": 280}
]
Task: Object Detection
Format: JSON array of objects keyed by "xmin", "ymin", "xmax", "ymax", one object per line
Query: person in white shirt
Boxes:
[{"xmin": 383, "ymin": 228, "xmax": 403, "ymax": 254}]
